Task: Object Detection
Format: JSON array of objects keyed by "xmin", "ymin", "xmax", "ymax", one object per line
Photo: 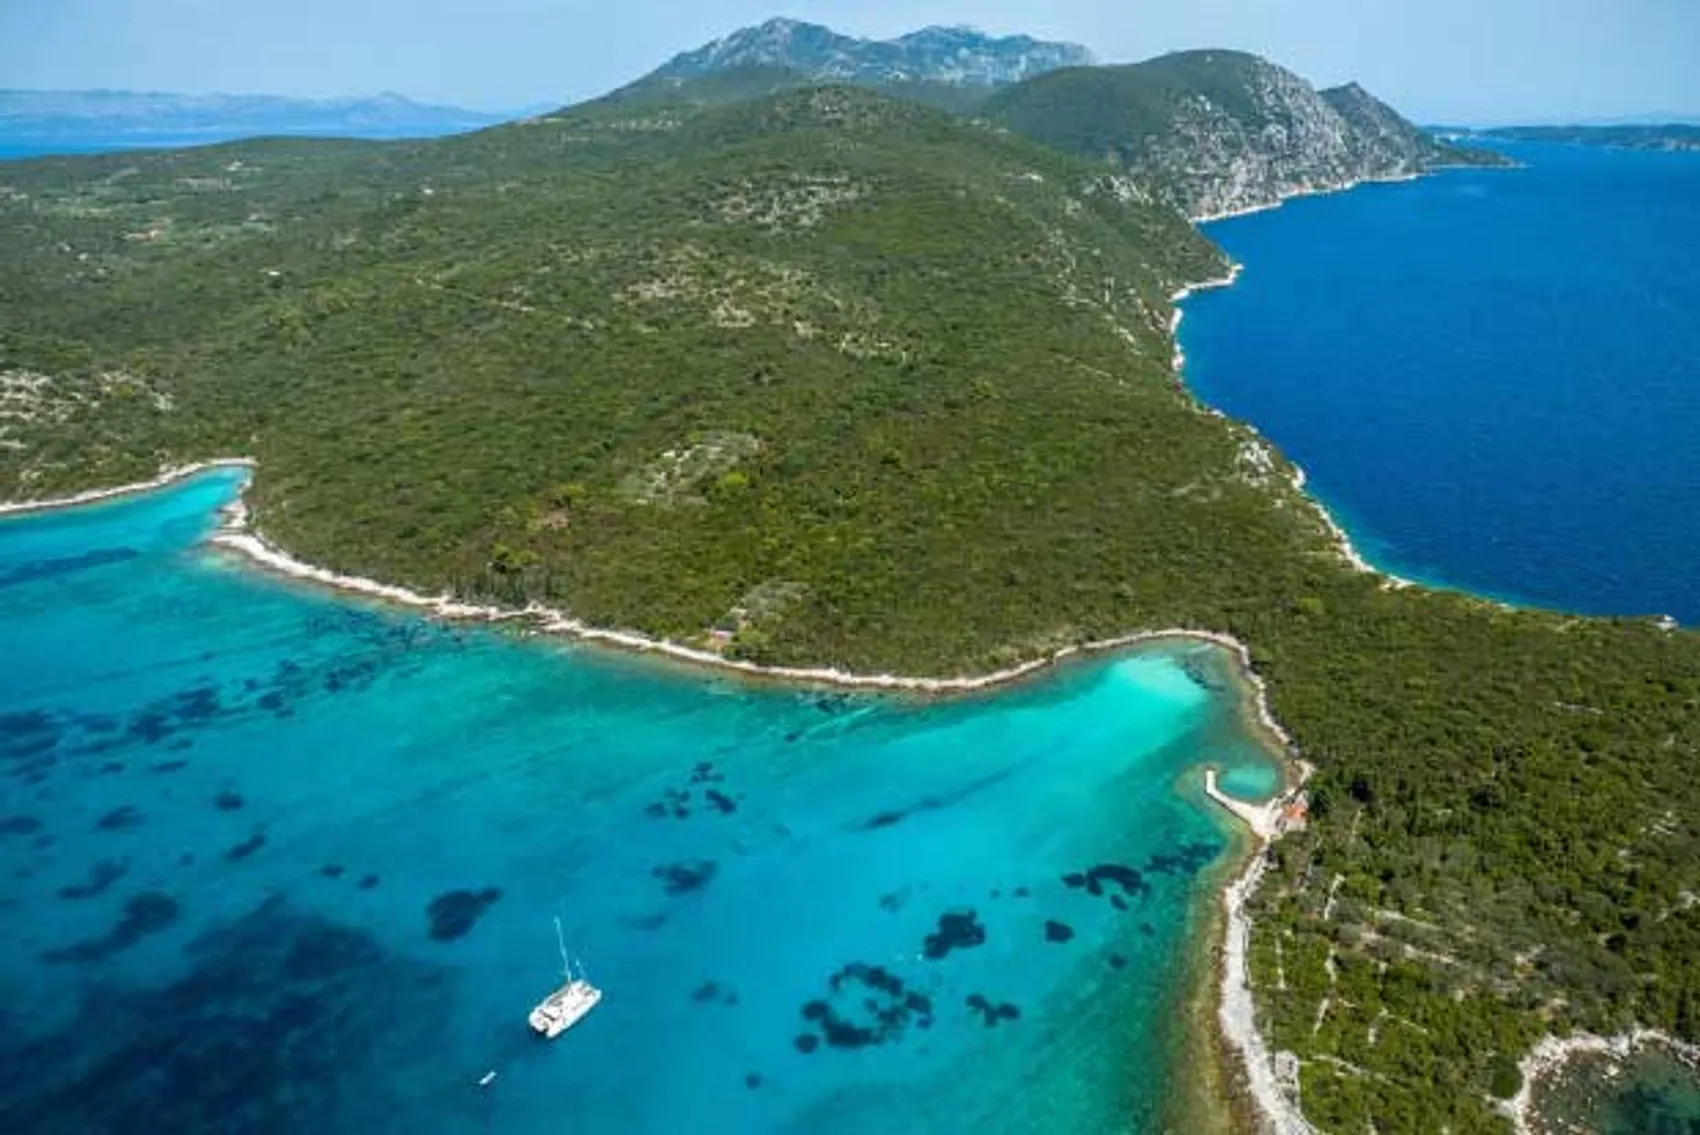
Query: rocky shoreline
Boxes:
[{"xmin": 1505, "ymin": 1028, "xmax": 1700, "ymax": 1134}]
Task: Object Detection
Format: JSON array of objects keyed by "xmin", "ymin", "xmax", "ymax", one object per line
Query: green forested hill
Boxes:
[{"xmin": 1, "ymin": 77, "xmax": 1697, "ymax": 1135}]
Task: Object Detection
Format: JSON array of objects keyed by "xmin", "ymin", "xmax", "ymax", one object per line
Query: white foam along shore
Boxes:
[{"xmin": 1504, "ymin": 1028, "xmax": 1700, "ymax": 1134}]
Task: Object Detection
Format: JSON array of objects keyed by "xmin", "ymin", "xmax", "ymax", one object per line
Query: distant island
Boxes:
[
  {"xmin": 1448, "ymin": 123, "xmax": 1700, "ymax": 152},
  {"xmin": 0, "ymin": 88, "xmax": 521, "ymax": 147},
  {"xmin": 1, "ymin": 19, "xmax": 1695, "ymax": 1135},
  {"xmin": 1452, "ymin": 123, "xmax": 1700, "ymax": 152}
]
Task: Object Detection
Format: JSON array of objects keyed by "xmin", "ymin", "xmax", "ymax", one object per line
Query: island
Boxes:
[{"xmin": 1, "ymin": 20, "xmax": 1695, "ymax": 1134}]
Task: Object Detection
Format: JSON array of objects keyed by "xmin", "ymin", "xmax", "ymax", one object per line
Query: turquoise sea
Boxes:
[
  {"xmin": 1181, "ymin": 143, "xmax": 1700, "ymax": 625},
  {"xmin": 0, "ymin": 468, "xmax": 1280, "ymax": 1133}
]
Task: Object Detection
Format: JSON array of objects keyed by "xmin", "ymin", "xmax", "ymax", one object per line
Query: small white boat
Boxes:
[{"xmin": 529, "ymin": 917, "xmax": 602, "ymax": 1039}]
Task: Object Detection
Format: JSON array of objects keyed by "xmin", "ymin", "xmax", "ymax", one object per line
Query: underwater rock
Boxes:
[
  {"xmin": 691, "ymin": 980, "xmax": 738, "ymax": 1006},
  {"xmin": 214, "ymin": 790, "xmax": 245, "ymax": 812},
  {"xmin": 652, "ymin": 860, "xmax": 717, "ymax": 896},
  {"xmin": 5, "ymin": 898, "xmax": 454, "ymax": 1131},
  {"xmin": 1143, "ymin": 841, "xmax": 1218, "ymax": 877},
  {"xmin": 425, "ymin": 887, "xmax": 503, "ymax": 942},
  {"xmin": 1044, "ymin": 920, "xmax": 1075, "ymax": 943},
  {"xmin": 0, "ymin": 815, "xmax": 43, "ymax": 836},
  {"xmin": 357, "ymin": 874, "xmax": 380, "ymax": 890},
  {"xmin": 169, "ymin": 686, "xmax": 221, "ymax": 721},
  {"xmin": 798, "ymin": 961, "xmax": 936, "ymax": 1050},
  {"xmin": 96, "ymin": 806, "xmax": 143, "ymax": 832},
  {"xmin": 319, "ymin": 864, "xmax": 345, "ymax": 879},
  {"xmin": 704, "ymin": 789, "xmax": 738, "ymax": 814},
  {"xmin": 744, "ymin": 1072, "xmax": 763, "ymax": 1090},
  {"xmin": 148, "ymin": 760, "xmax": 190, "ymax": 774},
  {"xmin": 922, "ymin": 910, "xmax": 986, "ymax": 960},
  {"xmin": 965, "ymin": 993, "xmax": 1021, "ymax": 1027},
  {"xmin": 1108, "ymin": 954, "xmax": 1128, "ymax": 970},
  {"xmin": 644, "ymin": 786, "xmax": 694, "ymax": 820},
  {"xmin": 125, "ymin": 711, "xmax": 173, "ymax": 745},
  {"xmin": 794, "ymin": 1034, "xmax": 819, "ymax": 1054},
  {"xmin": 58, "ymin": 857, "xmax": 129, "ymax": 900},
  {"xmin": 0, "ymin": 547, "xmax": 138, "ymax": 588},
  {"xmin": 1063, "ymin": 863, "xmax": 1149, "ymax": 901},
  {"xmin": 42, "ymin": 891, "xmax": 180, "ymax": 964},
  {"xmin": 222, "ymin": 832, "xmax": 266, "ymax": 861}
]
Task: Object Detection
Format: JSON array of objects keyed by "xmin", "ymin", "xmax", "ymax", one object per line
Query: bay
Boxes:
[{"xmin": 0, "ymin": 468, "xmax": 1280, "ymax": 1133}]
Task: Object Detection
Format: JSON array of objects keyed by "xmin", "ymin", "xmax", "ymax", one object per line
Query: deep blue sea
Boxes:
[
  {"xmin": 0, "ymin": 469, "xmax": 1280, "ymax": 1134},
  {"xmin": 1181, "ymin": 143, "xmax": 1700, "ymax": 624}
]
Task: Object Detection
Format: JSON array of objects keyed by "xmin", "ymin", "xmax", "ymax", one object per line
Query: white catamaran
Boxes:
[{"xmin": 528, "ymin": 917, "xmax": 602, "ymax": 1039}]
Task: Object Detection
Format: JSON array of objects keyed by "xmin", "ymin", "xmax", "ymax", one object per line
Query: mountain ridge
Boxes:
[{"xmin": 653, "ymin": 18, "xmax": 1093, "ymax": 87}]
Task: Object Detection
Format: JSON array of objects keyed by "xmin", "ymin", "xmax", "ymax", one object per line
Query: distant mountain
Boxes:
[
  {"xmin": 1460, "ymin": 123, "xmax": 1700, "ymax": 153},
  {"xmin": 0, "ymin": 89, "xmax": 512, "ymax": 143},
  {"xmin": 653, "ymin": 18, "xmax": 1092, "ymax": 87},
  {"xmin": 985, "ymin": 51, "xmax": 1507, "ymax": 219}
]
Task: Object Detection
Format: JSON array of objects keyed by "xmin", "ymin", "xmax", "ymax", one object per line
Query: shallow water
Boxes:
[
  {"xmin": 1533, "ymin": 1045, "xmax": 1700, "ymax": 1135},
  {"xmin": 1182, "ymin": 143, "xmax": 1700, "ymax": 624},
  {"xmin": 0, "ymin": 469, "xmax": 1280, "ymax": 1134}
]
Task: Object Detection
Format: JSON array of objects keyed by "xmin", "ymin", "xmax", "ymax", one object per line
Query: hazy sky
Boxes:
[{"xmin": 3, "ymin": 0, "xmax": 1697, "ymax": 124}]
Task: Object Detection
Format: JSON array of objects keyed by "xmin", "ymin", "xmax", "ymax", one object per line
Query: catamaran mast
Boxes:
[{"xmin": 554, "ymin": 916, "xmax": 571, "ymax": 980}]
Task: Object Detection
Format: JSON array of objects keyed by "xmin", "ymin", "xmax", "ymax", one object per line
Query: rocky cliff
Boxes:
[
  {"xmin": 654, "ymin": 18, "xmax": 1093, "ymax": 87},
  {"xmin": 986, "ymin": 51, "xmax": 1502, "ymax": 220}
]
